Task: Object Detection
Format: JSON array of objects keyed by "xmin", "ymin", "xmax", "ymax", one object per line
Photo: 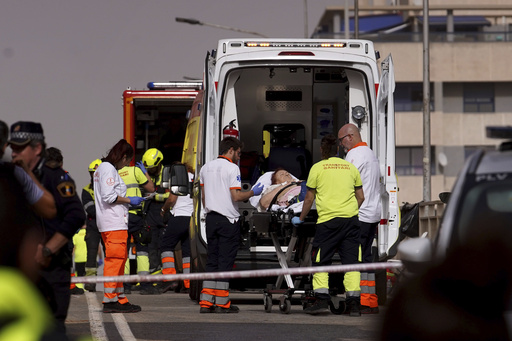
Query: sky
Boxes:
[{"xmin": 0, "ymin": 0, "xmax": 339, "ymax": 188}]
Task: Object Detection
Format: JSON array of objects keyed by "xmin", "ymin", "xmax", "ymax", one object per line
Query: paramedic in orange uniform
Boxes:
[
  {"xmin": 198, "ymin": 137, "xmax": 263, "ymax": 313},
  {"xmin": 94, "ymin": 139, "xmax": 144, "ymax": 313}
]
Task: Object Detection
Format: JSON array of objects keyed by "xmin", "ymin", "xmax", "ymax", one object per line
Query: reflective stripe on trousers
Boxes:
[
  {"xmin": 360, "ymin": 271, "xmax": 378, "ymax": 308},
  {"xmin": 199, "ymin": 280, "xmax": 230, "ymax": 308},
  {"xmin": 102, "ymin": 230, "xmax": 129, "ymax": 304},
  {"xmin": 161, "ymin": 252, "xmax": 191, "ymax": 289}
]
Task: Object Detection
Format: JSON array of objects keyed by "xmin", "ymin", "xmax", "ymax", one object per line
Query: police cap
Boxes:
[{"xmin": 8, "ymin": 121, "xmax": 45, "ymax": 146}]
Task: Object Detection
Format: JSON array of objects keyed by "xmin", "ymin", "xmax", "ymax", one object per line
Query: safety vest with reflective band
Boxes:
[
  {"xmin": 199, "ymin": 281, "xmax": 231, "ymax": 308},
  {"xmin": 149, "ymin": 171, "xmax": 169, "ymax": 202},
  {"xmin": 118, "ymin": 166, "xmax": 148, "ymax": 214},
  {"xmin": 82, "ymin": 184, "xmax": 95, "ymax": 217}
]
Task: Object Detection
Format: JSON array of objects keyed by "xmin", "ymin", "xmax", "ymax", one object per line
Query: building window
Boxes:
[
  {"xmin": 395, "ymin": 82, "xmax": 434, "ymax": 112},
  {"xmin": 463, "ymin": 83, "xmax": 494, "ymax": 112},
  {"xmin": 464, "ymin": 145, "xmax": 496, "ymax": 159},
  {"xmin": 396, "ymin": 146, "xmax": 436, "ymax": 176}
]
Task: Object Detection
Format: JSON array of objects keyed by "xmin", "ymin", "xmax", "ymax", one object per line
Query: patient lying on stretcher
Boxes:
[{"xmin": 251, "ymin": 167, "xmax": 307, "ymax": 212}]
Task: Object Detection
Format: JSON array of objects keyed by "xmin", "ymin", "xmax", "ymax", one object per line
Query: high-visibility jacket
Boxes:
[
  {"xmin": 0, "ymin": 267, "xmax": 53, "ymax": 341},
  {"xmin": 118, "ymin": 166, "xmax": 148, "ymax": 215}
]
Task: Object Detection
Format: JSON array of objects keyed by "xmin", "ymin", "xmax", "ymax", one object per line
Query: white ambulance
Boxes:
[{"xmin": 181, "ymin": 39, "xmax": 399, "ymax": 299}]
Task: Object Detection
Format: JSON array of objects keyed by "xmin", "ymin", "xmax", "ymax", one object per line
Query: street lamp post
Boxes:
[
  {"xmin": 422, "ymin": 0, "xmax": 431, "ymax": 202},
  {"xmin": 175, "ymin": 17, "xmax": 268, "ymax": 38}
]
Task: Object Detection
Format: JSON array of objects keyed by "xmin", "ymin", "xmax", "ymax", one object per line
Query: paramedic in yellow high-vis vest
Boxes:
[
  {"xmin": 292, "ymin": 134, "xmax": 364, "ymax": 316},
  {"xmin": 118, "ymin": 157, "xmax": 155, "ymax": 294}
]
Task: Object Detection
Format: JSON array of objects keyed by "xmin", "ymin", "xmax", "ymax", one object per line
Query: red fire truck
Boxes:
[{"xmin": 122, "ymin": 81, "xmax": 201, "ymax": 163}]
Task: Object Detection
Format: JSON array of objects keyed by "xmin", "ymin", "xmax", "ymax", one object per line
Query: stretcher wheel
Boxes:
[
  {"xmin": 264, "ymin": 295, "xmax": 272, "ymax": 313},
  {"xmin": 279, "ymin": 298, "xmax": 291, "ymax": 314},
  {"xmin": 329, "ymin": 300, "xmax": 345, "ymax": 315}
]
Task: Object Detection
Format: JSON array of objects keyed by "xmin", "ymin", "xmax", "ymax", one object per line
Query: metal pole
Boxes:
[
  {"xmin": 355, "ymin": 0, "xmax": 359, "ymax": 39},
  {"xmin": 423, "ymin": 0, "xmax": 431, "ymax": 202},
  {"xmin": 344, "ymin": 0, "xmax": 350, "ymax": 39},
  {"xmin": 304, "ymin": 0, "xmax": 309, "ymax": 38}
]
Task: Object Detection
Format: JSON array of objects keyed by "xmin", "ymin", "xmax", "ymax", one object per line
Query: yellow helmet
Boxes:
[
  {"xmin": 88, "ymin": 159, "xmax": 102, "ymax": 172},
  {"xmin": 142, "ymin": 148, "xmax": 164, "ymax": 168}
]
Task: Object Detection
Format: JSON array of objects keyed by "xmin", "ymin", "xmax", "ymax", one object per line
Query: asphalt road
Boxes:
[{"xmin": 66, "ymin": 290, "xmax": 385, "ymax": 341}]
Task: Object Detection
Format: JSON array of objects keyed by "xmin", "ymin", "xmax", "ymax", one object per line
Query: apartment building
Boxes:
[{"xmin": 313, "ymin": 0, "xmax": 512, "ymax": 204}]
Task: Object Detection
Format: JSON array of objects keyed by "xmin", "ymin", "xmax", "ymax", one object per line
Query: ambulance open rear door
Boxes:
[{"xmin": 376, "ymin": 55, "xmax": 400, "ymax": 260}]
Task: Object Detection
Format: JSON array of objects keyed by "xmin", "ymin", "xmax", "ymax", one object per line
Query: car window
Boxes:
[{"xmin": 455, "ymin": 178, "xmax": 512, "ymax": 244}]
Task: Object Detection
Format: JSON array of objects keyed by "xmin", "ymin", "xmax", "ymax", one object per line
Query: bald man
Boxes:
[{"xmin": 338, "ymin": 123, "xmax": 381, "ymax": 314}]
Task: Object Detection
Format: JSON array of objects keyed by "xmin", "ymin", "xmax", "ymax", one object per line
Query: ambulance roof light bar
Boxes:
[
  {"xmin": 147, "ymin": 81, "xmax": 202, "ymax": 91},
  {"xmin": 244, "ymin": 42, "xmax": 346, "ymax": 48}
]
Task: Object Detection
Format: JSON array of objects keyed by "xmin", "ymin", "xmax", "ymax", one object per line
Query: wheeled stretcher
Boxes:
[
  {"xmin": 248, "ymin": 173, "xmax": 346, "ymax": 314},
  {"xmin": 252, "ymin": 206, "xmax": 314, "ymax": 313},
  {"xmin": 251, "ymin": 206, "xmax": 345, "ymax": 314}
]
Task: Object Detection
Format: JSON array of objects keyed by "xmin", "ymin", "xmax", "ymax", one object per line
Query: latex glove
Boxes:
[
  {"xmin": 252, "ymin": 183, "xmax": 264, "ymax": 196},
  {"xmin": 291, "ymin": 217, "xmax": 304, "ymax": 226},
  {"xmin": 136, "ymin": 161, "xmax": 147, "ymax": 174},
  {"xmin": 128, "ymin": 196, "xmax": 144, "ymax": 206}
]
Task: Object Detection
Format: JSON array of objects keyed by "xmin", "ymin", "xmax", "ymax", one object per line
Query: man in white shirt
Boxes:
[
  {"xmin": 339, "ymin": 123, "xmax": 382, "ymax": 314},
  {"xmin": 198, "ymin": 137, "xmax": 263, "ymax": 313}
]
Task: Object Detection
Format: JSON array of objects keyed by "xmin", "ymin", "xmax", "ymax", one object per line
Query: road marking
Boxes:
[
  {"xmin": 112, "ymin": 313, "xmax": 137, "ymax": 341},
  {"xmin": 85, "ymin": 292, "xmax": 108, "ymax": 341}
]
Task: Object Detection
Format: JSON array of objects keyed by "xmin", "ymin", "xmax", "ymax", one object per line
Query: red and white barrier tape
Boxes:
[{"xmin": 72, "ymin": 261, "xmax": 402, "ymax": 284}]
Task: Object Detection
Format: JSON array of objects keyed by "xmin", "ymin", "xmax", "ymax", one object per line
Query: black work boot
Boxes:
[
  {"xmin": 304, "ymin": 297, "xmax": 330, "ymax": 315},
  {"xmin": 345, "ymin": 297, "xmax": 361, "ymax": 317}
]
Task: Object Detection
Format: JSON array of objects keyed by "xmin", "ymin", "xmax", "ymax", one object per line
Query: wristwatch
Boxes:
[{"xmin": 42, "ymin": 246, "xmax": 53, "ymax": 258}]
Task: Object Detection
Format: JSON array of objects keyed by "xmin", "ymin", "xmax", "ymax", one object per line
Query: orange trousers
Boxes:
[{"xmin": 101, "ymin": 230, "xmax": 129, "ymax": 304}]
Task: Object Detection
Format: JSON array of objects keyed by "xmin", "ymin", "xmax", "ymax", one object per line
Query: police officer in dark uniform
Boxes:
[{"xmin": 8, "ymin": 121, "xmax": 85, "ymax": 335}]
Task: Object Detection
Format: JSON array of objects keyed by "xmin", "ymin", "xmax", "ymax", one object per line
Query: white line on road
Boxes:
[
  {"xmin": 112, "ymin": 314, "xmax": 137, "ymax": 341},
  {"xmin": 85, "ymin": 292, "xmax": 108, "ymax": 341}
]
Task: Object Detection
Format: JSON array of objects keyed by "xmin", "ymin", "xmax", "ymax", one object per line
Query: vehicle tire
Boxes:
[
  {"xmin": 375, "ymin": 267, "xmax": 387, "ymax": 306},
  {"xmin": 329, "ymin": 298, "xmax": 345, "ymax": 315},
  {"xmin": 188, "ymin": 260, "xmax": 203, "ymax": 302}
]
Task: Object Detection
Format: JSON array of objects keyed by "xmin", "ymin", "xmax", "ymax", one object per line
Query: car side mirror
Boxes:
[
  {"xmin": 398, "ymin": 237, "xmax": 433, "ymax": 274},
  {"xmin": 161, "ymin": 164, "xmax": 189, "ymax": 196},
  {"xmin": 439, "ymin": 192, "xmax": 451, "ymax": 204}
]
